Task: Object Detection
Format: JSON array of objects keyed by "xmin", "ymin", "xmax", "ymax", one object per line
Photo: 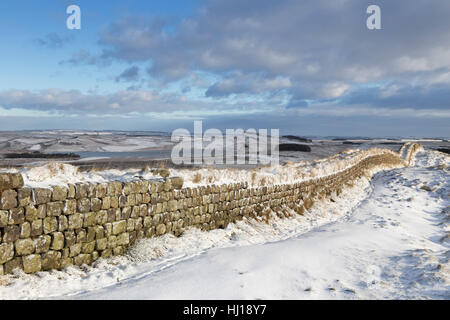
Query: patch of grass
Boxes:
[
  {"xmin": 251, "ymin": 172, "xmax": 257, "ymax": 185},
  {"xmin": 259, "ymin": 177, "xmax": 266, "ymax": 186},
  {"xmin": 192, "ymin": 173, "xmax": 202, "ymax": 183}
]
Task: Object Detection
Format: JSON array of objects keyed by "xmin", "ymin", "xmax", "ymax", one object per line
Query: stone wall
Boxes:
[{"xmin": 0, "ymin": 146, "xmax": 419, "ymax": 275}]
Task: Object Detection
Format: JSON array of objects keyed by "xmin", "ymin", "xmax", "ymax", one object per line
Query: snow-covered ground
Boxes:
[{"xmin": 0, "ymin": 150, "xmax": 448, "ymax": 300}]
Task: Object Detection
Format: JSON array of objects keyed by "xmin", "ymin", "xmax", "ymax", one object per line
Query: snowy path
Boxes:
[
  {"xmin": 0, "ymin": 152, "xmax": 448, "ymax": 300},
  {"xmin": 70, "ymin": 165, "xmax": 449, "ymax": 299}
]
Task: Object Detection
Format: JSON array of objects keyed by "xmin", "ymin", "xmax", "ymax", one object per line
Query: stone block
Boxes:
[
  {"xmin": 121, "ymin": 206, "xmax": 132, "ymax": 219},
  {"xmin": 113, "ymin": 246, "xmax": 124, "ymax": 256},
  {"xmin": 51, "ymin": 232, "xmax": 65, "ymax": 250},
  {"xmin": 116, "ymin": 232, "xmax": 129, "ymax": 246},
  {"xmin": 41, "ymin": 251, "xmax": 61, "ymax": 271},
  {"xmin": 95, "ymin": 183, "xmax": 107, "ymax": 198},
  {"xmin": 60, "ymin": 257, "xmax": 73, "ymax": 269},
  {"xmin": 64, "ymin": 231, "xmax": 76, "ymax": 247},
  {"xmin": 82, "ymin": 241, "xmax": 96, "ymax": 254},
  {"xmin": 15, "ymin": 238, "xmax": 35, "ymax": 255},
  {"xmin": 96, "ymin": 238, "xmax": 108, "ymax": 251},
  {"xmin": 0, "ymin": 210, "xmax": 8, "ymax": 227},
  {"xmin": 0, "ymin": 173, "xmax": 24, "ymax": 191},
  {"xmin": 31, "ymin": 219, "xmax": 43, "ymax": 237},
  {"xmin": 0, "ymin": 243, "xmax": 14, "ymax": 264},
  {"xmin": 101, "ymin": 249, "xmax": 112, "ymax": 259},
  {"xmin": 95, "ymin": 226, "xmax": 105, "ymax": 239},
  {"xmin": 68, "ymin": 213, "xmax": 83, "ymax": 230},
  {"xmin": 43, "ymin": 216, "xmax": 58, "ymax": 234},
  {"xmin": 101, "ymin": 197, "xmax": 111, "ymax": 210},
  {"xmin": 95, "ymin": 210, "xmax": 108, "ymax": 225},
  {"xmin": 91, "ymin": 251, "xmax": 99, "ymax": 262},
  {"xmin": 74, "ymin": 254, "xmax": 92, "ymax": 266},
  {"xmin": 83, "ymin": 212, "xmax": 96, "ymax": 227},
  {"xmin": 20, "ymin": 222, "xmax": 31, "ymax": 238},
  {"xmin": 22, "ymin": 254, "xmax": 41, "ymax": 273},
  {"xmin": 91, "ymin": 198, "xmax": 102, "ymax": 211},
  {"xmin": 34, "ymin": 235, "xmax": 51, "ymax": 254},
  {"xmin": 107, "ymin": 235, "xmax": 117, "ymax": 249},
  {"xmin": 37, "ymin": 204, "xmax": 47, "ymax": 219},
  {"xmin": 110, "ymin": 196, "xmax": 119, "ymax": 208},
  {"xmin": 86, "ymin": 227, "xmax": 96, "ymax": 242},
  {"xmin": 156, "ymin": 223, "xmax": 166, "ymax": 235},
  {"xmin": 58, "ymin": 215, "xmax": 68, "ymax": 232},
  {"xmin": 75, "ymin": 183, "xmax": 88, "ymax": 199},
  {"xmin": 0, "ymin": 190, "xmax": 17, "ymax": 210},
  {"xmin": 112, "ymin": 220, "xmax": 127, "ymax": 235},
  {"xmin": 52, "ymin": 186, "xmax": 68, "ymax": 201},
  {"xmin": 17, "ymin": 187, "xmax": 31, "ymax": 207},
  {"xmin": 67, "ymin": 184, "xmax": 75, "ymax": 198},
  {"xmin": 34, "ymin": 188, "xmax": 52, "ymax": 205},
  {"xmin": 76, "ymin": 229, "xmax": 86, "ymax": 243},
  {"xmin": 3, "ymin": 225, "xmax": 20, "ymax": 243},
  {"xmin": 25, "ymin": 205, "xmax": 38, "ymax": 222},
  {"xmin": 77, "ymin": 198, "xmax": 91, "ymax": 213},
  {"xmin": 107, "ymin": 209, "xmax": 116, "ymax": 223},
  {"xmin": 64, "ymin": 199, "xmax": 77, "ymax": 215},
  {"xmin": 87, "ymin": 183, "xmax": 96, "ymax": 198},
  {"xmin": 69, "ymin": 243, "xmax": 82, "ymax": 257},
  {"xmin": 4, "ymin": 257, "xmax": 23, "ymax": 274},
  {"xmin": 47, "ymin": 201, "xmax": 64, "ymax": 216}
]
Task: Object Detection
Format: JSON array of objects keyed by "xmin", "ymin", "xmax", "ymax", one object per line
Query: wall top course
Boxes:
[{"xmin": 0, "ymin": 173, "xmax": 24, "ymax": 192}]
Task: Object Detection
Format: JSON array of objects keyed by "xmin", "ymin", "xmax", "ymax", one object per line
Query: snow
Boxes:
[
  {"xmin": 0, "ymin": 150, "xmax": 448, "ymax": 299},
  {"xmin": 0, "ymin": 131, "xmax": 175, "ymax": 154},
  {"xmin": 17, "ymin": 164, "xmax": 161, "ymax": 189},
  {"xmin": 17, "ymin": 147, "xmax": 403, "ymax": 189},
  {"xmin": 98, "ymin": 138, "xmax": 172, "ymax": 152},
  {"xmin": 28, "ymin": 144, "xmax": 42, "ymax": 151}
]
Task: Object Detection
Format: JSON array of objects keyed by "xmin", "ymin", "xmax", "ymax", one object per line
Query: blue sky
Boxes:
[
  {"xmin": 0, "ymin": 0, "xmax": 199, "ymax": 92},
  {"xmin": 0, "ymin": 0, "xmax": 449, "ymax": 137}
]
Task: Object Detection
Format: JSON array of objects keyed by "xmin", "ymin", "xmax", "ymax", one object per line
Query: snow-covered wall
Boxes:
[{"xmin": 0, "ymin": 144, "xmax": 421, "ymax": 274}]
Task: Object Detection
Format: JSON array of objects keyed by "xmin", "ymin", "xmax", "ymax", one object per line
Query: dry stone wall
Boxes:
[{"xmin": 0, "ymin": 146, "xmax": 419, "ymax": 274}]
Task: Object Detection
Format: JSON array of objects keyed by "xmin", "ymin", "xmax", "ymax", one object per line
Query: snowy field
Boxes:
[
  {"xmin": 14, "ymin": 146, "xmax": 399, "ymax": 188},
  {"xmin": 0, "ymin": 130, "xmax": 173, "ymax": 154},
  {"xmin": 0, "ymin": 130, "xmax": 448, "ymax": 168},
  {"xmin": 0, "ymin": 149, "xmax": 448, "ymax": 300}
]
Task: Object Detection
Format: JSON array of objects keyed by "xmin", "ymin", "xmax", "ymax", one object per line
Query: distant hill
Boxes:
[
  {"xmin": 282, "ymin": 135, "xmax": 312, "ymax": 143},
  {"xmin": 279, "ymin": 143, "xmax": 311, "ymax": 152}
]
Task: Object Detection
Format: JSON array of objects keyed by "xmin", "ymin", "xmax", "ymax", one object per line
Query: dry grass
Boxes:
[
  {"xmin": 259, "ymin": 177, "xmax": 266, "ymax": 186},
  {"xmin": 251, "ymin": 172, "xmax": 257, "ymax": 185},
  {"xmin": 0, "ymin": 278, "xmax": 11, "ymax": 286},
  {"xmin": 47, "ymin": 161, "xmax": 58, "ymax": 177},
  {"xmin": 157, "ymin": 161, "xmax": 166, "ymax": 169},
  {"xmin": 87, "ymin": 164, "xmax": 101, "ymax": 173},
  {"xmin": 46, "ymin": 161, "xmax": 79, "ymax": 178},
  {"xmin": 144, "ymin": 165, "xmax": 152, "ymax": 173},
  {"xmin": 192, "ymin": 173, "xmax": 202, "ymax": 183}
]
